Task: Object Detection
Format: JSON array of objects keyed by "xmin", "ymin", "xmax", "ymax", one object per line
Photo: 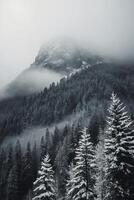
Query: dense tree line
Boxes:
[
  {"xmin": 0, "ymin": 93, "xmax": 134, "ymax": 200},
  {"xmin": 0, "ymin": 119, "xmax": 85, "ymax": 200},
  {"xmin": 0, "ymin": 63, "xmax": 134, "ymax": 143},
  {"xmin": 0, "ymin": 141, "xmax": 37, "ymax": 200}
]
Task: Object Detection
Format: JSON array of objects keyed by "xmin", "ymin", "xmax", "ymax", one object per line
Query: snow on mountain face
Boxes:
[
  {"xmin": 31, "ymin": 38, "xmax": 102, "ymax": 75},
  {"xmin": 0, "ymin": 38, "xmax": 103, "ymax": 99}
]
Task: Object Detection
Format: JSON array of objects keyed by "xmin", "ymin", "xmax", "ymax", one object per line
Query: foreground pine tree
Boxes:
[
  {"xmin": 95, "ymin": 132, "xmax": 106, "ymax": 200},
  {"xmin": 104, "ymin": 93, "xmax": 134, "ymax": 200},
  {"xmin": 32, "ymin": 154, "xmax": 56, "ymax": 200},
  {"xmin": 66, "ymin": 163, "xmax": 76, "ymax": 200},
  {"xmin": 66, "ymin": 128, "xmax": 96, "ymax": 200}
]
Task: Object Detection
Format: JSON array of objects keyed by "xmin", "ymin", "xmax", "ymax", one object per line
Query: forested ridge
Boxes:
[
  {"xmin": 0, "ymin": 63, "xmax": 134, "ymax": 142},
  {"xmin": 0, "ymin": 62, "xmax": 134, "ymax": 199}
]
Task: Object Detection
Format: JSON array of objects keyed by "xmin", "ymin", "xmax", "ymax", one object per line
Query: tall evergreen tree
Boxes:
[
  {"xmin": 104, "ymin": 92, "xmax": 134, "ymax": 200},
  {"xmin": 40, "ymin": 136, "xmax": 46, "ymax": 161},
  {"xmin": 21, "ymin": 142, "xmax": 33, "ymax": 196},
  {"xmin": 55, "ymin": 132, "xmax": 71, "ymax": 196},
  {"xmin": 7, "ymin": 164, "xmax": 19, "ymax": 200},
  {"xmin": 50, "ymin": 126, "xmax": 60, "ymax": 160},
  {"xmin": 95, "ymin": 131, "xmax": 106, "ymax": 200},
  {"xmin": 66, "ymin": 128, "xmax": 96, "ymax": 200},
  {"xmin": 0, "ymin": 148, "xmax": 7, "ymax": 200},
  {"xmin": 32, "ymin": 154, "xmax": 56, "ymax": 200},
  {"xmin": 66, "ymin": 163, "xmax": 75, "ymax": 200},
  {"xmin": 15, "ymin": 140, "xmax": 22, "ymax": 170},
  {"xmin": 0, "ymin": 148, "xmax": 5, "ymax": 173},
  {"xmin": 46, "ymin": 128, "xmax": 51, "ymax": 153},
  {"xmin": 14, "ymin": 140, "xmax": 22, "ymax": 199},
  {"xmin": 32, "ymin": 142, "xmax": 38, "ymax": 180},
  {"xmin": 6, "ymin": 144, "xmax": 13, "ymax": 179}
]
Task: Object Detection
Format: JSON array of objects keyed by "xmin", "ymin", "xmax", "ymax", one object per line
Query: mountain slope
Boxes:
[
  {"xmin": 0, "ymin": 62, "xmax": 134, "ymax": 143},
  {"xmin": 31, "ymin": 38, "xmax": 102, "ymax": 74},
  {"xmin": 0, "ymin": 55, "xmax": 134, "ymax": 200},
  {"xmin": 0, "ymin": 38, "xmax": 102, "ymax": 99},
  {"xmin": 2, "ymin": 68, "xmax": 62, "ymax": 98}
]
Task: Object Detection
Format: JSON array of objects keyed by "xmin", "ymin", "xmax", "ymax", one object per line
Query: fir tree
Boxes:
[
  {"xmin": 15, "ymin": 140, "xmax": 22, "ymax": 170},
  {"xmin": 95, "ymin": 131, "xmax": 106, "ymax": 200},
  {"xmin": 46, "ymin": 128, "xmax": 51, "ymax": 153},
  {"xmin": 21, "ymin": 142, "xmax": 33, "ymax": 196},
  {"xmin": 32, "ymin": 154, "xmax": 56, "ymax": 200},
  {"xmin": 65, "ymin": 163, "xmax": 76, "ymax": 200},
  {"xmin": 104, "ymin": 92, "xmax": 134, "ymax": 200},
  {"xmin": 15, "ymin": 140, "xmax": 22, "ymax": 196},
  {"xmin": 0, "ymin": 148, "xmax": 7, "ymax": 200},
  {"xmin": 50, "ymin": 126, "xmax": 60, "ymax": 160},
  {"xmin": 0, "ymin": 148, "xmax": 6, "ymax": 175},
  {"xmin": 7, "ymin": 164, "xmax": 19, "ymax": 200},
  {"xmin": 56, "ymin": 132, "xmax": 71, "ymax": 196},
  {"xmin": 32, "ymin": 142, "xmax": 38, "ymax": 180},
  {"xmin": 6, "ymin": 144, "xmax": 13, "ymax": 179},
  {"xmin": 40, "ymin": 136, "xmax": 46, "ymax": 161},
  {"xmin": 66, "ymin": 128, "xmax": 96, "ymax": 200}
]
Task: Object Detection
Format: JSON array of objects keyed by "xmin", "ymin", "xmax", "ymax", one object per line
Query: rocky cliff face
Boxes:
[{"xmin": 31, "ymin": 38, "xmax": 102, "ymax": 74}]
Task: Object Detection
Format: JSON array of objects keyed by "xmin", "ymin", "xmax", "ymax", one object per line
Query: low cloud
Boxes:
[
  {"xmin": 0, "ymin": 0, "xmax": 134, "ymax": 87},
  {"xmin": 0, "ymin": 68, "xmax": 63, "ymax": 99},
  {"xmin": 1, "ymin": 110, "xmax": 86, "ymax": 150}
]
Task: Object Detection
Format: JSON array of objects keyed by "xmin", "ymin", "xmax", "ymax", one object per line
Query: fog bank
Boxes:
[{"xmin": 0, "ymin": 0, "xmax": 134, "ymax": 86}]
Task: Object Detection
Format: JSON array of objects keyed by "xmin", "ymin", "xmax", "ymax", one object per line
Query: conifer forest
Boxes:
[{"xmin": 1, "ymin": 1, "xmax": 134, "ymax": 200}]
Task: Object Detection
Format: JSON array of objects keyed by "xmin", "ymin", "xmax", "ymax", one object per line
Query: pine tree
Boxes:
[
  {"xmin": 15, "ymin": 140, "xmax": 22, "ymax": 170},
  {"xmin": 104, "ymin": 92, "xmax": 134, "ymax": 200},
  {"xmin": 7, "ymin": 164, "xmax": 19, "ymax": 200},
  {"xmin": 66, "ymin": 128, "xmax": 96, "ymax": 200},
  {"xmin": 32, "ymin": 142, "xmax": 38, "ymax": 180},
  {"xmin": 0, "ymin": 148, "xmax": 7, "ymax": 200},
  {"xmin": 0, "ymin": 148, "xmax": 6, "ymax": 179},
  {"xmin": 95, "ymin": 131, "xmax": 106, "ymax": 200},
  {"xmin": 51, "ymin": 126, "xmax": 60, "ymax": 160},
  {"xmin": 32, "ymin": 154, "xmax": 56, "ymax": 200},
  {"xmin": 40, "ymin": 136, "xmax": 46, "ymax": 161},
  {"xmin": 6, "ymin": 144, "xmax": 13, "ymax": 179},
  {"xmin": 46, "ymin": 128, "xmax": 51, "ymax": 153},
  {"xmin": 14, "ymin": 140, "xmax": 22, "ymax": 199},
  {"xmin": 66, "ymin": 163, "xmax": 76, "ymax": 200},
  {"xmin": 55, "ymin": 132, "xmax": 71, "ymax": 196},
  {"xmin": 21, "ymin": 142, "xmax": 33, "ymax": 196},
  {"xmin": 69, "ymin": 122, "xmax": 79, "ymax": 162}
]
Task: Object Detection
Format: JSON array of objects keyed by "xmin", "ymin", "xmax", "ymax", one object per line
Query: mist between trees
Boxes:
[{"xmin": 0, "ymin": 93, "xmax": 134, "ymax": 200}]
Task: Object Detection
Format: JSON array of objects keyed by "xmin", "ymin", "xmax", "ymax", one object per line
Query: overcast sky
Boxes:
[{"xmin": 0, "ymin": 0, "xmax": 134, "ymax": 87}]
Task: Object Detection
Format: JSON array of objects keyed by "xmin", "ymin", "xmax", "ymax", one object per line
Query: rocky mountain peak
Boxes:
[{"xmin": 31, "ymin": 37, "xmax": 102, "ymax": 74}]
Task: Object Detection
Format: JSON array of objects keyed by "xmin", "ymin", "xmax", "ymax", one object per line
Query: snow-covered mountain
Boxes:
[
  {"xmin": 31, "ymin": 38, "xmax": 102, "ymax": 74},
  {"xmin": 1, "ymin": 38, "xmax": 134, "ymax": 200},
  {"xmin": 0, "ymin": 38, "xmax": 102, "ymax": 98}
]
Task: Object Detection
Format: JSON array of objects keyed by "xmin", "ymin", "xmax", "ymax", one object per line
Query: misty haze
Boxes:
[{"xmin": 0, "ymin": 1, "xmax": 134, "ymax": 200}]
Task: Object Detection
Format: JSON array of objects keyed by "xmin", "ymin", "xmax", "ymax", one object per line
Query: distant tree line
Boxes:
[{"xmin": 0, "ymin": 63, "xmax": 134, "ymax": 143}]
